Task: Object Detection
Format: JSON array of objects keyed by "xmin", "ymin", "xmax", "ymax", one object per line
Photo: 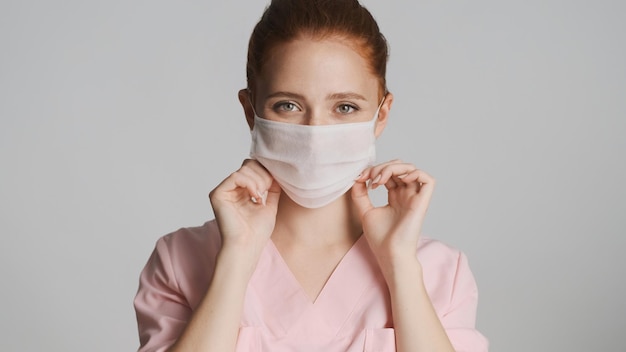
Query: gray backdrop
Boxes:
[{"xmin": 1, "ymin": 0, "xmax": 624, "ymax": 351}]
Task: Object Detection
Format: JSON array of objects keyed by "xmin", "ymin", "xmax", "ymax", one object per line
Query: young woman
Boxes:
[{"xmin": 134, "ymin": 0, "xmax": 488, "ymax": 351}]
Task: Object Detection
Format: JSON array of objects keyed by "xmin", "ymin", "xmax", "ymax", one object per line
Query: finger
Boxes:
[
  {"xmin": 241, "ymin": 159, "xmax": 275, "ymax": 192},
  {"xmin": 398, "ymin": 169, "xmax": 435, "ymax": 188},
  {"xmin": 210, "ymin": 170, "xmax": 263, "ymax": 205},
  {"xmin": 367, "ymin": 161, "xmax": 398, "ymax": 189},
  {"xmin": 395, "ymin": 171, "xmax": 419, "ymax": 193},
  {"xmin": 354, "ymin": 166, "xmax": 373, "ymax": 183},
  {"xmin": 370, "ymin": 162, "xmax": 416, "ymax": 189},
  {"xmin": 351, "ymin": 177, "xmax": 374, "ymax": 218},
  {"xmin": 209, "ymin": 158, "xmax": 280, "ymax": 208},
  {"xmin": 236, "ymin": 168, "xmax": 268, "ymax": 203},
  {"xmin": 366, "ymin": 159, "xmax": 404, "ymax": 179},
  {"xmin": 404, "ymin": 169, "xmax": 436, "ymax": 211},
  {"xmin": 239, "ymin": 160, "xmax": 274, "ymax": 194},
  {"xmin": 230, "ymin": 170, "xmax": 269, "ymax": 205},
  {"xmin": 354, "ymin": 167, "xmax": 378, "ymax": 189},
  {"xmin": 383, "ymin": 176, "xmax": 398, "ymax": 190},
  {"xmin": 264, "ymin": 179, "xmax": 282, "ymax": 207}
]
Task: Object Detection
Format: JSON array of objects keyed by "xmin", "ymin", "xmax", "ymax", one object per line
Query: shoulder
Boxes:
[
  {"xmin": 149, "ymin": 220, "xmax": 223, "ymax": 307},
  {"xmin": 416, "ymin": 237, "xmax": 489, "ymax": 350},
  {"xmin": 135, "ymin": 220, "xmax": 223, "ymax": 350},
  {"xmin": 416, "ymin": 236, "xmax": 479, "ymax": 311},
  {"xmin": 154, "ymin": 219, "xmax": 223, "ymax": 276},
  {"xmin": 157, "ymin": 219, "xmax": 222, "ymax": 257},
  {"xmin": 416, "ymin": 235, "xmax": 466, "ymax": 268}
]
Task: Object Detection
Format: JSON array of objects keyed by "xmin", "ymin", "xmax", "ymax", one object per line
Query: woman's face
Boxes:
[{"xmin": 241, "ymin": 37, "xmax": 392, "ymax": 135}]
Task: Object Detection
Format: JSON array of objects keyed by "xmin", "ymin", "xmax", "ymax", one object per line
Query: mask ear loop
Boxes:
[
  {"xmin": 247, "ymin": 88, "xmax": 261, "ymax": 118},
  {"xmin": 370, "ymin": 95, "xmax": 386, "ymax": 124},
  {"xmin": 376, "ymin": 95, "xmax": 386, "ymax": 112}
]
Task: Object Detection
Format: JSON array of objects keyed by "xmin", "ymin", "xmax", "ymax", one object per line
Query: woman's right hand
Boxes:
[{"xmin": 209, "ymin": 159, "xmax": 281, "ymax": 258}]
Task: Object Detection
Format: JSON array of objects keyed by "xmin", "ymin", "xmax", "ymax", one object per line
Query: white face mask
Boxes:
[{"xmin": 249, "ymin": 105, "xmax": 381, "ymax": 208}]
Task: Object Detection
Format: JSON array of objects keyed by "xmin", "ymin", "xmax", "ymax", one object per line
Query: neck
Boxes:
[{"xmin": 272, "ymin": 192, "xmax": 363, "ymax": 248}]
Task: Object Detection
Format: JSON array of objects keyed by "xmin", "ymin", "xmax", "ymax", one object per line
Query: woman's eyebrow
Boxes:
[
  {"xmin": 265, "ymin": 91, "xmax": 305, "ymax": 100},
  {"xmin": 327, "ymin": 92, "xmax": 367, "ymax": 101},
  {"xmin": 264, "ymin": 91, "xmax": 367, "ymax": 101}
]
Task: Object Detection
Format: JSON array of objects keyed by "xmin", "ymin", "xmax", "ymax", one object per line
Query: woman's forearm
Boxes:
[
  {"xmin": 384, "ymin": 256, "xmax": 455, "ymax": 352},
  {"xmin": 167, "ymin": 246, "xmax": 256, "ymax": 352}
]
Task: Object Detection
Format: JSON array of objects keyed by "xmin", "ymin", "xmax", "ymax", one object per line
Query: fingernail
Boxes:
[
  {"xmin": 372, "ymin": 175, "xmax": 382, "ymax": 184},
  {"xmin": 354, "ymin": 173, "xmax": 362, "ymax": 181},
  {"xmin": 257, "ymin": 190, "xmax": 267, "ymax": 206},
  {"xmin": 251, "ymin": 197, "xmax": 258, "ymax": 204}
]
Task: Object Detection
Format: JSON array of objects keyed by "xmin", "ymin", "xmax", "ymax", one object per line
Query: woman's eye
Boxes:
[
  {"xmin": 337, "ymin": 104, "xmax": 357, "ymax": 114},
  {"xmin": 275, "ymin": 102, "xmax": 299, "ymax": 112}
]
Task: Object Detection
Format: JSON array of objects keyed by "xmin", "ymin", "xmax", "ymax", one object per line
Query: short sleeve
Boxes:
[
  {"xmin": 441, "ymin": 252, "xmax": 489, "ymax": 352},
  {"xmin": 134, "ymin": 237, "xmax": 191, "ymax": 352}
]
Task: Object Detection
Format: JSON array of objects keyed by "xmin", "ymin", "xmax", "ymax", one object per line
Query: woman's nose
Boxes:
[{"xmin": 303, "ymin": 110, "xmax": 326, "ymax": 126}]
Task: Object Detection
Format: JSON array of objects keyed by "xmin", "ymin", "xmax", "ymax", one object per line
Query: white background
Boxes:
[{"xmin": 1, "ymin": 0, "xmax": 624, "ymax": 351}]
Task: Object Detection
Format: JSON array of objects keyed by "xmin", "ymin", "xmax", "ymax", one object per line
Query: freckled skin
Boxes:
[{"xmin": 253, "ymin": 38, "xmax": 387, "ymax": 128}]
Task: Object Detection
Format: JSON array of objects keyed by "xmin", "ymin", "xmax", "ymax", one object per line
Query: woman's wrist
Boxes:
[
  {"xmin": 375, "ymin": 250, "xmax": 424, "ymax": 289},
  {"xmin": 215, "ymin": 243, "xmax": 265, "ymax": 281}
]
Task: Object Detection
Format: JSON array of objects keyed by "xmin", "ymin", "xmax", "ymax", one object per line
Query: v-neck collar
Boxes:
[{"xmin": 248, "ymin": 234, "xmax": 385, "ymax": 337}]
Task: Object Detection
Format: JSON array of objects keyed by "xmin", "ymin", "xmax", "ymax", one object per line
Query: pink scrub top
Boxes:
[{"xmin": 134, "ymin": 220, "xmax": 488, "ymax": 352}]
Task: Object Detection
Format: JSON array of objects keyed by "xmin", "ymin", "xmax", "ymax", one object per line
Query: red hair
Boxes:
[{"xmin": 246, "ymin": 0, "xmax": 389, "ymax": 96}]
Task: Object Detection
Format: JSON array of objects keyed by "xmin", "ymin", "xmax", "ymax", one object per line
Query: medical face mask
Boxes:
[{"xmin": 249, "ymin": 107, "xmax": 381, "ymax": 208}]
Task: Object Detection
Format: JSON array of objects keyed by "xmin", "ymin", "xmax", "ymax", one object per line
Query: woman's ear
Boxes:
[
  {"xmin": 238, "ymin": 88, "xmax": 255, "ymax": 130},
  {"xmin": 374, "ymin": 92, "xmax": 393, "ymax": 138}
]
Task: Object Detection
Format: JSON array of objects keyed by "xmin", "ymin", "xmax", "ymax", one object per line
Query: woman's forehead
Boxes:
[{"xmin": 256, "ymin": 38, "xmax": 380, "ymax": 100}]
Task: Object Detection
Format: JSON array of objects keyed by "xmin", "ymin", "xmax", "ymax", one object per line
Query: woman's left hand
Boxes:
[{"xmin": 352, "ymin": 159, "xmax": 435, "ymax": 268}]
